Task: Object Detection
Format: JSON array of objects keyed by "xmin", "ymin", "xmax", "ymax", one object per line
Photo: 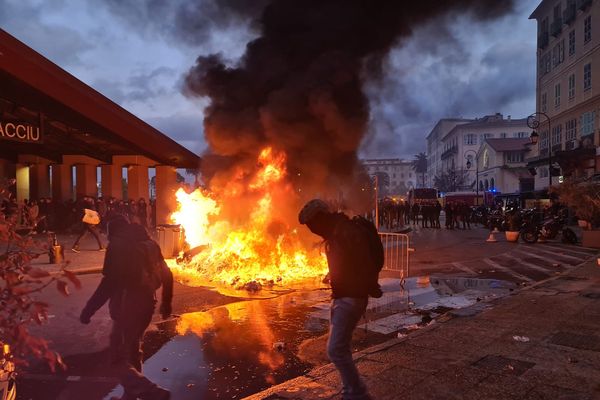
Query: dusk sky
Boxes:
[{"xmin": 1, "ymin": 0, "xmax": 539, "ymax": 160}]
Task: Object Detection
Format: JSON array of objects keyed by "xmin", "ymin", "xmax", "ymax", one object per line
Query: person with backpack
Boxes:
[
  {"xmin": 79, "ymin": 217, "xmax": 173, "ymax": 400},
  {"xmin": 299, "ymin": 199, "xmax": 383, "ymax": 400}
]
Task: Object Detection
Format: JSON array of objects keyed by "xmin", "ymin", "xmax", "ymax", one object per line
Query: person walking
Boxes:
[
  {"xmin": 299, "ymin": 199, "xmax": 381, "ymax": 400},
  {"xmin": 72, "ymin": 197, "xmax": 104, "ymax": 252},
  {"xmin": 79, "ymin": 218, "xmax": 173, "ymax": 400}
]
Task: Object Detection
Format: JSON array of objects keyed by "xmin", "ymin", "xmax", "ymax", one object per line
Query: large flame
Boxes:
[{"xmin": 170, "ymin": 147, "xmax": 328, "ymax": 290}]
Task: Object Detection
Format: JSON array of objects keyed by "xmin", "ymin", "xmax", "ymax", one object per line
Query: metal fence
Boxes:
[{"xmin": 378, "ymin": 232, "xmax": 411, "ymax": 281}]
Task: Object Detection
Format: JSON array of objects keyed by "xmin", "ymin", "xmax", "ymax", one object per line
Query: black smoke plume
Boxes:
[{"xmin": 185, "ymin": 0, "xmax": 515, "ymax": 212}]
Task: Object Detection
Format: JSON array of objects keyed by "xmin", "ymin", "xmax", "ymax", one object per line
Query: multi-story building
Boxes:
[
  {"xmin": 362, "ymin": 158, "xmax": 416, "ymax": 196},
  {"xmin": 529, "ymin": 0, "xmax": 599, "ymax": 190},
  {"xmin": 426, "ymin": 118, "xmax": 473, "ymax": 184},
  {"xmin": 427, "ymin": 114, "xmax": 530, "ymax": 191}
]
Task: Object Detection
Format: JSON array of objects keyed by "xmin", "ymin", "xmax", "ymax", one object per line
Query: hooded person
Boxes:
[
  {"xmin": 299, "ymin": 199, "xmax": 375, "ymax": 400},
  {"xmin": 80, "ymin": 216, "xmax": 173, "ymax": 400}
]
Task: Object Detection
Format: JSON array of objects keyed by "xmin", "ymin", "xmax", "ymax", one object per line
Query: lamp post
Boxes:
[
  {"xmin": 527, "ymin": 112, "xmax": 551, "ymax": 189},
  {"xmin": 464, "ymin": 149, "xmax": 479, "ymax": 204}
]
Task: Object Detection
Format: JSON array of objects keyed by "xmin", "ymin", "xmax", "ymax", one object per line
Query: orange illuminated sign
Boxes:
[{"xmin": 0, "ymin": 121, "xmax": 43, "ymax": 143}]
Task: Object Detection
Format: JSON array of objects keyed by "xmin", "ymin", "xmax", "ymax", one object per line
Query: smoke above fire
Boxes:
[{"xmin": 184, "ymin": 0, "xmax": 515, "ymax": 212}]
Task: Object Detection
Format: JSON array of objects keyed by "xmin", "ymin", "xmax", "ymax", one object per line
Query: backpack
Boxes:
[
  {"xmin": 352, "ymin": 215, "xmax": 384, "ymax": 297},
  {"xmin": 136, "ymin": 240, "xmax": 164, "ymax": 291}
]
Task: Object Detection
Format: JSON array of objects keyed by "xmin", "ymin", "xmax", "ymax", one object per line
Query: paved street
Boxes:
[{"xmin": 16, "ymin": 225, "xmax": 599, "ymax": 399}]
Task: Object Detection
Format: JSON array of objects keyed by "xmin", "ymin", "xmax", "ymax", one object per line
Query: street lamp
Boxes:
[
  {"xmin": 464, "ymin": 149, "xmax": 479, "ymax": 204},
  {"xmin": 527, "ymin": 112, "xmax": 551, "ymax": 189}
]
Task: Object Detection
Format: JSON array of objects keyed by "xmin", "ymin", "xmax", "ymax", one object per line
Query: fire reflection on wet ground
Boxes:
[{"xmin": 104, "ymin": 275, "xmax": 515, "ymax": 399}]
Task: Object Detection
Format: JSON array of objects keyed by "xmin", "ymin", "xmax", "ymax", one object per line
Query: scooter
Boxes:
[
  {"xmin": 0, "ymin": 344, "xmax": 16, "ymax": 400},
  {"xmin": 521, "ymin": 210, "xmax": 577, "ymax": 244}
]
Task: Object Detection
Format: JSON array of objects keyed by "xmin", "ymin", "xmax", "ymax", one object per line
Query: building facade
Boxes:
[
  {"xmin": 427, "ymin": 114, "xmax": 530, "ymax": 192},
  {"xmin": 477, "ymin": 138, "xmax": 534, "ymax": 195},
  {"xmin": 362, "ymin": 158, "xmax": 416, "ymax": 196},
  {"xmin": 529, "ymin": 0, "xmax": 600, "ymax": 190},
  {"xmin": 426, "ymin": 118, "xmax": 473, "ymax": 185}
]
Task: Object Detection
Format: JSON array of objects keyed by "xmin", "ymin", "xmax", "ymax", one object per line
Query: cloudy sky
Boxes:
[{"xmin": 0, "ymin": 0, "xmax": 540, "ymax": 159}]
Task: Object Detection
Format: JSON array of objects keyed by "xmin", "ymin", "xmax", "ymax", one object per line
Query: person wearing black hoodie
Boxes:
[
  {"xmin": 80, "ymin": 216, "xmax": 173, "ymax": 400},
  {"xmin": 299, "ymin": 199, "xmax": 375, "ymax": 400}
]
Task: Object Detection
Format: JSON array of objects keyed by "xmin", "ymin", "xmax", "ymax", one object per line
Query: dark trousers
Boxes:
[
  {"xmin": 111, "ymin": 291, "xmax": 165, "ymax": 399},
  {"xmin": 73, "ymin": 223, "xmax": 103, "ymax": 249}
]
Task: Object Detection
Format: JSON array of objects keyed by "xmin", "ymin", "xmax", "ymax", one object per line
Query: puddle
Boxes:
[{"xmin": 105, "ymin": 275, "xmax": 515, "ymax": 399}]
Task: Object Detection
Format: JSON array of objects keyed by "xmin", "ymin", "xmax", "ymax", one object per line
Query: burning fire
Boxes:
[{"xmin": 170, "ymin": 147, "xmax": 327, "ymax": 290}]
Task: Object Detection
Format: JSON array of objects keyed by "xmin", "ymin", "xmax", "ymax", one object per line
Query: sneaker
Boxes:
[{"xmin": 71, "ymin": 247, "xmax": 80, "ymax": 253}]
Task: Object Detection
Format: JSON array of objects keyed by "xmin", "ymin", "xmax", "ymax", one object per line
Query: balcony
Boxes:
[
  {"xmin": 577, "ymin": 0, "xmax": 592, "ymax": 11},
  {"xmin": 538, "ymin": 32, "xmax": 549, "ymax": 49},
  {"xmin": 440, "ymin": 145, "xmax": 458, "ymax": 160},
  {"xmin": 565, "ymin": 140, "xmax": 579, "ymax": 150},
  {"xmin": 563, "ymin": 4, "xmax": 576, "ymax": 25},
  {"xmin": 551, "ymin": 18, "xmax": 563, "ymax": 37}
]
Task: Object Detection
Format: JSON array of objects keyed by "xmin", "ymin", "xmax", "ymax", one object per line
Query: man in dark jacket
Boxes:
[
  {"xmin": 80, "ymin": 217, "xmax": 173, "ymax": 400},
  {"xmin": 299, "ymin": 199, "xmax": 373, "ymax": 400}
]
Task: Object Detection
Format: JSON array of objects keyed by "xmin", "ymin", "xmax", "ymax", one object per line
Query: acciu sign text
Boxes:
[{"xmin": 0, "ymin": 121, "xmax": 42, "ymax": 143}]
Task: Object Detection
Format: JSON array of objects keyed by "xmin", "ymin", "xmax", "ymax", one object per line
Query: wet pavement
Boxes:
[
  {"xmin": 19, "ymin": 273, "xmax": 524, "ymax": 400},
  {"xmin": 15, "ymin": 229, "xmax": 600, "ymax": 399}
]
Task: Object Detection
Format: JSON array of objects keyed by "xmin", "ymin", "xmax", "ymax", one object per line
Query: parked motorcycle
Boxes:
[{"xmin": 520, "ymin": 209, "xmax": 577, "ymax": 244}]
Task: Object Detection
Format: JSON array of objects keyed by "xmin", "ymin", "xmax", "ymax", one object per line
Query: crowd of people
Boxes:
[
  {"xmin": 0, "ymin": 196, "xmax": 157, "ymax": 234},
  {"xmin": 376, "ymin": 199, "xmax": 476, "ymax": 230}
]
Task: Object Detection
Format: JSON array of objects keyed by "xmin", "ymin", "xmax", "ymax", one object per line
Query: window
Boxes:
[
  {"xmin": 551, "ymin": 39, "xmax": 564, "ymax": 66},
  {"xmin": 540, "ymin": 167, "xmax": 549, "ymax": 178},
  {"xmin": 581, "ymin": 111, "xmax": 595, "ymax": 136},
  {"xmin": 500, "ymin": 132, "xmax": 507, "ymax": 138},
  {"xmin": 506, "ymin": 152, "xmax": 524, "ymax": 163},
  {"xmin": 584, "ymin": 63, "xmax": 591, "ymax": 91},
  {"xmin": 568, "ymin": 73, "xmax": 575, "ymax": 99},
  {"xmin": 484, "ymin": 133, "xmax": 494, "ymax": 139},
  {"xmin": 569, "ymin": 30, "xmax": 575, "ymax": 55},
  {"xmin": 566, "ymin": 119, "xmax": 577, "ymax": 141},
  {"xmin": 584, "ymin": 16, "xmax": 591, "ymax": 44},
  {"xmin": 551, "ymin": 124, "xmax": 563, "ymax": 146},
  {"xmin": 541, "ymin": 92, "xmax": 547, "ymax": 112},
  {"xmin": 540, "ymin": 130, "xmax": 549, "ymax": 149},
  {"xmin": 463, "ymin": 134, "xmax": 477, "ymax": 145},
  {"xmin": 554, "ymin": 83, "xmax": 561, "ymax": 107},
  {"xmin": 514, "ymin": 132, "xmax": 527, "ymax": 138}
]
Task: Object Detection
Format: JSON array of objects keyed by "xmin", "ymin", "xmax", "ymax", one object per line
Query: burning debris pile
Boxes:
[
  {"xmin": 171, "ymin": 0, "xmax": 515, "ymax": 289},
  {"xmin": 171, "ymin": 147, "xmax": 328, "ymax": 290}
]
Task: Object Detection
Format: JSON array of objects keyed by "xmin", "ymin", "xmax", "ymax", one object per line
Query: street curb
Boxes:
[
  {"xmin": 242, "ymin": 255, "xmax": 599, "ymax": 400},
  {"xmin": 49, "ymin": 267, "xmax": 103, "ymax": 277}
]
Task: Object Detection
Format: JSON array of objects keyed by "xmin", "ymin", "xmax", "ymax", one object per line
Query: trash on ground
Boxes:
[{"xmin": 512, "ymin": 335, "xmax": 530, "ymax": 342}]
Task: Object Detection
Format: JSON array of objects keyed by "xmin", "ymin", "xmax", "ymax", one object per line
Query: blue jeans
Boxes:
[{"xmin": 328, "ymin": 297, "xmax": 369, "ymax": 400}]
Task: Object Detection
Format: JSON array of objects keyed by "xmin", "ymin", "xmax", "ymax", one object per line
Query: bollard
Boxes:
[{"xmin": 48, "ymin": 233, "xmax": 64, "ymax": 264}]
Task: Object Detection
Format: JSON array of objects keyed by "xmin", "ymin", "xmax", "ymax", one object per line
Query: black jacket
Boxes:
[
  {"xmin": 325, "ymin": 214, "xmax": 372, "ymax": 299},
  {"xmin": 81, "ymin": 224, "xmax": 173, "ymax": 321}
]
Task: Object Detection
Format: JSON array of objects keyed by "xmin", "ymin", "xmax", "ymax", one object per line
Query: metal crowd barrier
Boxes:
[{"xmin": 378, "ymin": 232, "xmax": 411, "ymax": 281}]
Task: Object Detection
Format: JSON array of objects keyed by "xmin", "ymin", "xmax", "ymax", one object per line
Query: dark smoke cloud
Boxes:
[
  {"xmin": 185, "ymin": 0, "xmax": 515, "ymax": 210},
  {"xmin": 362, "ymin": 3, "xmax": 536, "ymax": 159}
]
